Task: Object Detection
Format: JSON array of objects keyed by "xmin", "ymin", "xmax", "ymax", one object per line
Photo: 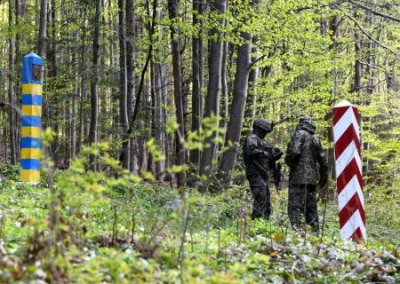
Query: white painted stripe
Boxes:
[
  {"xmin": 333, "ymin": 107, "xmax": 360, "ymax": 142},
  {"xmin": 340, "ymin": 209, "xmax": 367, "ymax": 240},
  {"xmin": 335, "ymin": 141, "xmax": 362, "ymax": 177},
  {"xmin": 338, "ymin": 176, "xmax": 364, "ymax": 211}
]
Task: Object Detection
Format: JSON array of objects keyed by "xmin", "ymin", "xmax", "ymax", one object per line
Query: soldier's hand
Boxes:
[
  {"xmin": 263, "ymin": 151, "xmax": 271, "ymax": 159},
  {"xmin": 272, "ymin": 150, "xmax": 284, "ymax": 161}
]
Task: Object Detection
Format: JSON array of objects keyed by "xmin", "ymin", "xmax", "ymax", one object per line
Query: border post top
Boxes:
[
  {"xmin": 333, "ymin": 100, "xmax": 356, "ymax": 109},
  {"xmin": 23, "ymin": 52, "xmax": 43, "ymax": 84}
]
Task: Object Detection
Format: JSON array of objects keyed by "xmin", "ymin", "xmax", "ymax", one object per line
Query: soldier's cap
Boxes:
[
  {"xmin": 253, "ymin": 118, "xmax": 273, "ymax": 132},
  {"xmin": 299, "ymin": 117, "xmax": 314, "ymax": 126}
]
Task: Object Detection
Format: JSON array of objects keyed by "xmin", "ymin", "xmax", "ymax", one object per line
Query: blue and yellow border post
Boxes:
[{"xmin": 20, "ymin": 52, "xmax": 43, "ymax": 183}]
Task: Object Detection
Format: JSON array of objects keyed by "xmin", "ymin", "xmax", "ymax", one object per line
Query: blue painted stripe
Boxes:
[
  {"xmin": 20, "ymin": 159, "xmax": 41, "ymax": 170},
  {"xmin": 21, "ymin": 116, "xmax": 41, "ymax": 127},
  {"xmin": 21, "ymin": 137, "xmax": 41, "ymax": 148},
  {"xmin": 21, "ymin": 95, "xmax": 42, "ymax": 106}
]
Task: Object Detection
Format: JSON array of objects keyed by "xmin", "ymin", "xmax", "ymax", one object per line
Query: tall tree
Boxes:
[
  {"xmin": 245, "ymin": 43, "xmax": 260, "ymax": 125},
  {"xmin": 38, "ymin": 0, "xmax": 47, "ymax": 58},
  {"xmin": 218, "ymin": 21, "xmax": 252, "ymax": 185},
  {"xmin": 77, "ymin": 6, "xmax": 87, "ymax": 155},
  {"xmin": 126, "ymin": 0, "xmax": 135, "ymax": 171},
  {"xmin": 48, "ymin": 0, "xmax": 59, "ymax": 166},
  {"xmin": 190, "ymin": 0, "xmax": 204, "ymax": 172},
  {"xmin": 199, "ymin": 0, "xmax": 226, "ymax": 189},
  {"xmin": 8, "ymin": 0, "xmax": 17, "ymax": 165},
  {"xmin": 168, "ymin": 0, "xmax": 186, "ymax": 187},
  {"xmin": 119, "ymin": 0, "xmax": 157, "ymax": 170},
  {"xmin": 89, "ymin": 0, "xmax": 102, "ymax": 170},
  {"xmin": 119, "ymin": 0, "xmax": 129, "ymax": 168}
]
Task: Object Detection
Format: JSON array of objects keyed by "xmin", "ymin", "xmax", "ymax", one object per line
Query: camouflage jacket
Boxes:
[
  {"xmin": 243, "ymin": 133, "xmax": 272, "ymax": 179},
  {"xmin": 285, "ymin": 129, "xmax": 328, "ymax": 186}
]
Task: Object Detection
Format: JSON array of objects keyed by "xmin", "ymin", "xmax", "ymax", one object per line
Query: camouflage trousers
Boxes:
[
  {"xmin": 288, "ymin": 184, "xmax": 319, "ymax": 232},
  {"xmin": 247, "ymin": 174, "xmax": 271, "ymax": 220}
]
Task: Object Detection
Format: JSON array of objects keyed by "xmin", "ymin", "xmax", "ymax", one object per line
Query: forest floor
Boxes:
[{"xmin": 0, "ymin": 163, "xmax": 399, "ymax": 283}]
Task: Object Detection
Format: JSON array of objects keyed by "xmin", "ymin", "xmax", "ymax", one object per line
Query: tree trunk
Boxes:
[
  {"xmin": 161, "ymin": 63, "xmax": 170, "ymax": 181},
  {"xmin": 89, "ymin": 0, "xmax": 101, "ymax": 170},
  {"xmin": 14, "ymin": 0, "xmax": 21, "ymax": 156},
  {"xmin": 71, "ymin": 51, "xmax": 78, "ymax": 162},
  {"xmin": 221, "ymin": 40, "xmax": 229, "ymax": 134},
  {"xmin": 77, "ymin": 7, "xmax": 87, "ymax": 155},
  {"xmin": 47, "ymin": 0, "xmax": 59, "ymax": 166},
  {"xmin": 8, "ymin": 0, "xmax": 17, "ymax": 165},
  {"xmin": 37, "ymin": 0, "xmax": 47, "ymax": 57},
  {"xmin": 126, "ymin": 0, "xmax": 136, "ymax": 171},
  {"xmin": 155, "ymin": 63, "xmax": 166, "ymax": 178},
  {"xmin": 199, "ymin": 0, "xmax": 226, "ymax": 190},
  {"xmin": 118, "ymin": 0, "xmax": 129, "ymax": 168},
  {"xmin": 119, "ymin": 0, "xmax": 157, "ymax": 169},
  {"xmin": 218, "ymin": 31, "xmax": 252, "ymax": 186},
  {"xmin": 245, "ymin": 45, "xmax": 259, "ymax": 126},
  {"xmin": 190, "ymin": 0, "xmax": 203, "ymax": 174},
  {"xmin": 126, "ymin": 0, "xmax": 135, "ymax": 119},
  {"xmin": 168, "ymin": 0, "xmax": 186, "ymax": 188},
  {"xmin": 220, "ymin": 0, "xmax": 229, "ymax": 136}
]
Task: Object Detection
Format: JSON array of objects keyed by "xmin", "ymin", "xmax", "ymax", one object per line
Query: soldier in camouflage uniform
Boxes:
[
  {"xmin": 243, "ymin": 119, "xmax": 283, "ymax": 220},
  {"xmin": 285, "ymin": 117, "xmax": 328, "ymax": 232}
]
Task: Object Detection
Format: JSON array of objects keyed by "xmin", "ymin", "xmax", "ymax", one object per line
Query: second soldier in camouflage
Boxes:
[{"xmin": 285, "ymin": 117, "xmax": 328, "ymax": 233}]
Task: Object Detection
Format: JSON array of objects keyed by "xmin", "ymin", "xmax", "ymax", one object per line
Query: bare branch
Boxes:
[
  {"xmin": 344, "ymin": 13, "xmax": 399, "ymax": 58},
  {"xmin": 348, "ymin": 0, "xmax": 400, "ymax": 23},
  {"xmin": 350, "ymin": 79, "xmax": 386, "ymax": 92},
  {"xmin": 0, "ymin": 101, "xmax": 22, "ymax": 116}
]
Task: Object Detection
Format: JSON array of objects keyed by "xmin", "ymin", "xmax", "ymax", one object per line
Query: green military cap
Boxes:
[
  {"xmin": 298, "ymin": 117, "xmax": 316, "ymax": 134},
  {"xmin": 253, "ymin": 118, "xmax": 273, "ymax": 132}
]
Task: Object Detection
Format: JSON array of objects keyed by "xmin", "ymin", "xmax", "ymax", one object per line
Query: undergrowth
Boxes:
[{"xmin": 0, "ymin": 157, "xmax": 399, "ymax": 283}]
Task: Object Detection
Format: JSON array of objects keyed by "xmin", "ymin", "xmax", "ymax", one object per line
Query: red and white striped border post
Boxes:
[{"xmin": 332, "ymin": 100, "xmax": 366, "ymax": 242}]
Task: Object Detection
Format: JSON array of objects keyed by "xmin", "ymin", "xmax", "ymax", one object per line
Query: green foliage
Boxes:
[
  {"xmin": 0, "ymin": 153, "xmax": 399, "ymax": 282},
  {"xmin": 0, "ymin": 0, "xmax": 399, "ymax": 282},
  {"xmin": 0, "ymin": 164, "xmax": 19, "ymax": 181}
]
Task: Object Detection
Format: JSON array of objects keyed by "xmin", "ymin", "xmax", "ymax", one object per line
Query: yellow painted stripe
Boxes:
[
  {"xmin": 20, "ymin": 170, "xmax": 41, "ymax": 183},
  {"xmin": 21, "ymin": 148, "xmax": 41, "ymax": 159},
  {"xmin": 21, "ymin": 127, "xmax": 42, "ymax": 138},
  {"xmin": 22, "ymin": 105, "xmax": 42, "ymax": 116},
  {"xmin": 22, "ymin": 84, "xmax": 43, "ymax": 95}
]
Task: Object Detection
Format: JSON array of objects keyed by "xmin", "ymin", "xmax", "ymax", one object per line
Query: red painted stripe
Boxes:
[
  {"xmin": 350, "ymin": 227, "xmax": 364, "ymax": 241},
  {"xmin": 334, "ymin": 125, "xmax": 361, "ymax": 159},
  {"xmin": 332, "ymin": 106, "xmax": 350, "ymax": 125},
  {"xmin": 336, "ymin": 159, "xmax": 363, "ymax": 193},
  {"xmin": 352, "ymin": 107, "xmax": 360, "ymax": 124},
  {"xmin": 339, "ymin": 194, "xmax": 366, "ymax": 227},
  {"xmin": 333, "ymin": 105, "xmax": 360, "ymax": 126}
]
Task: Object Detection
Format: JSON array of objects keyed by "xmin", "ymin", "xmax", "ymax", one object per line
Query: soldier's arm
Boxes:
[
  {"xmin": 317, "ymin": 138, "xmax": 329, "ymax": 187},
  {"xmin": 246, "ymin": 135, "xmax": 268, "ymax": 158},
  {"xmin": 285, "ymin": 131, "xmax": 304, "ymax": 166}
]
